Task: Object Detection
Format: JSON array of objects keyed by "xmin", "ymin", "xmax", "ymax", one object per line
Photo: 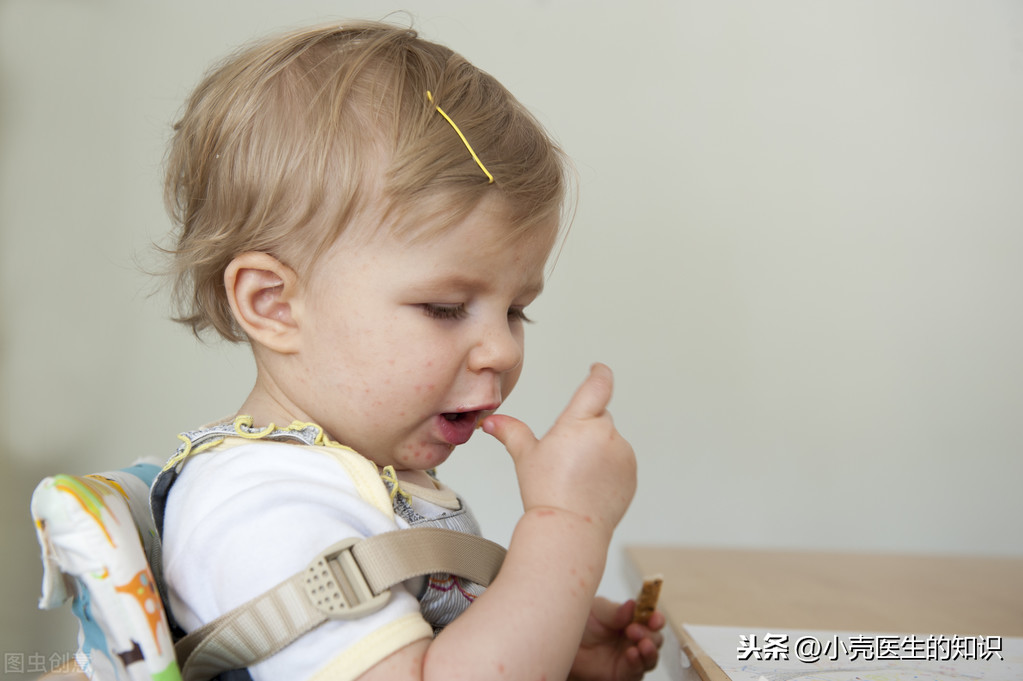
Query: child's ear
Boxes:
[{"xmin": 225, "ymin": 252, "xmax": 302, "ymax": 354}]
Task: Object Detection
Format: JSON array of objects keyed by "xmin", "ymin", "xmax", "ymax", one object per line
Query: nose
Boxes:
[{"xmin": 467, "ymin": 316, "xmax": 524, "ymax": 376}]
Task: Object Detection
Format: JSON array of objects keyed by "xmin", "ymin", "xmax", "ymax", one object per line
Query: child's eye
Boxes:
[
  {"xmin": 509, "ymin": 307, "xmax": 533, "ymax": 324},
  {"xmin": 420, "ymin": 303, "xmax": 468, "ymax": 320}
]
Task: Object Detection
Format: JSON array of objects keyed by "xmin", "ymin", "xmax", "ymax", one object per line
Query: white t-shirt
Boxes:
[{"xmin": 161, "ymin": 437, "xmax": 473, "ymax": 681}]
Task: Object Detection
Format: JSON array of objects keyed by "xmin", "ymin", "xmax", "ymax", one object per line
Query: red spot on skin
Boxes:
[
  {"xmin": 536, "ymin": 509, "xmax": 555, "ymax": 517},
  {"xmin": 497, "ymin": 663, "xmax": 505, "ymax": 674}
]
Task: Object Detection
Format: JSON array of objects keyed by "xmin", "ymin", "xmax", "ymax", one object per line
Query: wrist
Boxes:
[
  {"xmin": 522, "ymin": 504, "xmax": 613, "ymax": 534},
  {"xmin": 521, "ymin": 505, "xmax": 616, "ymax": 543},
  {"xmin": 512, "ymin": 505, "xmax": 612, "ymax": 589}
]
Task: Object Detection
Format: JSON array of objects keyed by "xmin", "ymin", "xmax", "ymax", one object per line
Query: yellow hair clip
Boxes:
[{"xmin": 426, "ymin": 90, "xmax": 494, "ymax": 184}]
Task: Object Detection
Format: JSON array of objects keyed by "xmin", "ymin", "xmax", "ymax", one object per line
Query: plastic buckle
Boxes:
[{"xmin": 304, "ymin": 537, "xmax": 390, "ymax": 619}]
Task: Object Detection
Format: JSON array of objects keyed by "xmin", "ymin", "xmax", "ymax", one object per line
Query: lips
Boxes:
[{"xmin": 435, "ymin": 410, "xmax": 484, "ymax": 445}]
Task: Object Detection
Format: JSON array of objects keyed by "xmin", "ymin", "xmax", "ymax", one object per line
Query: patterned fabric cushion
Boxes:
[{"xmin": 31, "ymin": 461, "xmax": 182, "ymax": 681}]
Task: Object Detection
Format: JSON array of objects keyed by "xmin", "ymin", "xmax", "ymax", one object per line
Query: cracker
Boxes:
[{"xmin": 632, "ymin": 574, "xmax": 662, "ymax": 624}]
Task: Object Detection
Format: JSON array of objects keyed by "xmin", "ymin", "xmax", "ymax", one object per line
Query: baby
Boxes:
[{"xmin": 154, "ymin": 20, "xmax": 663, "ymax": 681}]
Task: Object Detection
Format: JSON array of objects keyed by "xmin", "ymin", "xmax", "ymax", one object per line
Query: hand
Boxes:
[
  {"xmin": 569, "ymin": 597, "xmax": 666, "ymax": 681},
  {"xmin": 482, "ymin": 364, "xmax": 636, "ymax": 535}
]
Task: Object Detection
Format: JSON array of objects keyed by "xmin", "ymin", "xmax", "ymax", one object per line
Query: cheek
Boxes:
[
  {"xmin": 501, "ymin": 331, "xmax": 526, "ymax": 397},
  {"xmin": 501, "ymin": 363, "xmax": 524, "ymax": 400},
  {"xmin": 391, "ymin": 356, "xmax": 444, "ymax": 403}
]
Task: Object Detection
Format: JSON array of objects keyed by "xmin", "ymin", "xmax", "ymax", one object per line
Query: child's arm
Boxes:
[{"xmin": 358, "ymin": 363, "xmax": 636, "ymax": 681}]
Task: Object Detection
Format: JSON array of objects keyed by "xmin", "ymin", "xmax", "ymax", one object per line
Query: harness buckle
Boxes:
[{"xmin": 304, "ymin": 537, "xmax": 390, "ymax": 619}]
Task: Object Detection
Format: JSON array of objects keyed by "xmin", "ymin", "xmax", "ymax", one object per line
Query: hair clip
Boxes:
[{"xmin": 426, "ymin": 90, "xmax": 494, "ymax": 184}]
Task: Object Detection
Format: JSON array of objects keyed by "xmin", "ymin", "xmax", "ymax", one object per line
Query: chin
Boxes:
[
  {"xmin": 421, "ymin": 446, "xmax": 456, "ymax": 470},
  {"xmin": 390, "ymin": 441, "xmax": 455, "ymax": 472}
]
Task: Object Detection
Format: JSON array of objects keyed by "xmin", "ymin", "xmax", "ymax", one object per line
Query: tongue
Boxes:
[{"xmin": 437, "ymin": 413, "xmax": 476, "ymax": 445}]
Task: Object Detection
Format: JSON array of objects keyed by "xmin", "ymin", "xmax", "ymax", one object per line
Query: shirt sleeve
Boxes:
[{"xmin": 161, "ymin": 441, "xmax": 432, "ymax": 681}]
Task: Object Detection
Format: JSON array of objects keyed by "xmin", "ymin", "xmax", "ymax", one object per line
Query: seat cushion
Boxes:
[{"xmin": 31, "ymin": 461, "xmax": 182, "ymax": 681}]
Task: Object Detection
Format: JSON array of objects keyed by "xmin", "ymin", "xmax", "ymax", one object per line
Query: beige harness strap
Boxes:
[{"xmin": 176, "ymin": 527, "xmax": 505, "ymax": 681}]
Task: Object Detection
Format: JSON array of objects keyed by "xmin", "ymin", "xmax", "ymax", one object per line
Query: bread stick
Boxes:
[{"xmin": 632, "ymin": 575, "xmax": 662, "ymax": 624}]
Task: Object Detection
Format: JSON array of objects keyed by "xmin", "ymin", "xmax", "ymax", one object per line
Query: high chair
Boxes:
[
  {"xmin": 30, "ymin": 460, "xmax": 180, "ymax": 681},
  {"xmin": 31, "ymin": 459, "xmax": 505, "ymax": 681}
]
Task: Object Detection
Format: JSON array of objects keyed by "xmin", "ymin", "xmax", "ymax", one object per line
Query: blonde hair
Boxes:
[{"xmin": 164, "ymin": 20, "xmax": 568, "ymax": 341}]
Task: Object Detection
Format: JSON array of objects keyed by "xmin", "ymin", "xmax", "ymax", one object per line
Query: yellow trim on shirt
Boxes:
[{"xmin": 308, "ymin": 613, "xmax": 433, "ymax": 681}]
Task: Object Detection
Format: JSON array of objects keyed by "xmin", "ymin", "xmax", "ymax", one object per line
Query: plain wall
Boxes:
[{"xmin": 2, "ymin": 2, "xmax": 1021, "ymax": 679}]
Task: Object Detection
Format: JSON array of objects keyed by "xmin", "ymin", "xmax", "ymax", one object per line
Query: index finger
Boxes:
[{"xmin": 563, "ymin": 363, "xmax": 614, "ymax": 421}]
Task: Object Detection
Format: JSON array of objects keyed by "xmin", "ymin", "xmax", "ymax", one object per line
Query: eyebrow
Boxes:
[{"xmin": 419, "ymin": 273, "xmax": 545, "ymax": 298}]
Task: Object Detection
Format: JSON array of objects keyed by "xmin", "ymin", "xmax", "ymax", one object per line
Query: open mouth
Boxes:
[{"xmin": 436, "ymin": 410, "xmax": 485, "ymax": 445}]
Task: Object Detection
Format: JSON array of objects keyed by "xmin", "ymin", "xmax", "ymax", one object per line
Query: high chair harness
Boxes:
[
  {"xmin": 152, "ymin": 418, "xmax": 507, "ymax": 679},
  {"xmin": 177, "ymin": 526, "xmax": 506, "ymax": 681}
]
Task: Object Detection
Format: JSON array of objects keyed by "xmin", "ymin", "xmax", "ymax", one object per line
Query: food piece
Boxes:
[{"xmin": 632, "ymin": 575, "xmax": 662, "ymax": 624}]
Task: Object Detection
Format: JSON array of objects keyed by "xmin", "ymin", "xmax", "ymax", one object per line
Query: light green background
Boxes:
[{"xmin": 2, "ymin": 2, "xmax": 1021, "ymax": 679}]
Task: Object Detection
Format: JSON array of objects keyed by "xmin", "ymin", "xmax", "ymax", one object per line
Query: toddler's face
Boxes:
[{"xmin": 287, "ymin": 194, "xmax": 555, "ymax": 472}]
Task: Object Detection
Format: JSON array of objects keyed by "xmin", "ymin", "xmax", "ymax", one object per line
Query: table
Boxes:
[{"xmin": 626, "ymin": 546, "xmax": 1023, "ymax": 681}]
